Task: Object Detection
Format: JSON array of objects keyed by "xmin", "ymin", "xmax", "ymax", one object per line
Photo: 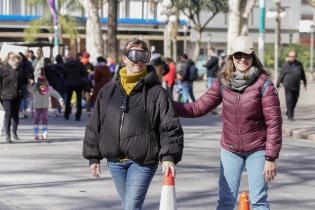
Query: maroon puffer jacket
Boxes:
[{"xmin": 174, "ymin": 74, "xmax": 282, "ymax": 159}]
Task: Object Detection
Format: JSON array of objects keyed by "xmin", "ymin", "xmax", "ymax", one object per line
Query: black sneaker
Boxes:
[
  {"xmin": 5, "ymin": 135, "xmax": 11, "ymax": 143},
  {"xmin": 13, "ymin": 133, "xmax": 20, "ymax": 140}
]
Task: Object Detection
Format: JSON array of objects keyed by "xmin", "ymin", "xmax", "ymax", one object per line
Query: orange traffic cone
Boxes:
[
  {"xmin": 159, "ymin": 172, "xmax": 177, "ymax": 210},
  {"xmin": 238, "ymin": 191, "xmax": 250, "ymax": 210}
]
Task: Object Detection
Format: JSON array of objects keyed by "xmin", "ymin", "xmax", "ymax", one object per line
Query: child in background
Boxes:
[{"xmin": 28, "ymin": 76, "xmax": 64, "ymax": 141}]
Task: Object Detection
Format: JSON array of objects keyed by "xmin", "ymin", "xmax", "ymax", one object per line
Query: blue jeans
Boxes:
[
  {"xmin": 108, "ymin": 160, "xmax": 158, "ymax": 210},
  {"xmin": 207, "ymin": 77, "xmax": 216, "ymax": 88},
  {"xmin": 217, "ymin": 148, "xmax": 269, "ymax": 210},
  {"xmin": 182, "ymin": 81, "xmax": 195, "ymax": 103}
]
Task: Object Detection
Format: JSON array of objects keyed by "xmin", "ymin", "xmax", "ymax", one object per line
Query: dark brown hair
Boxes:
[{"xmin": 123, "ymin": 38, "xmax": 149, "ymax": 54}]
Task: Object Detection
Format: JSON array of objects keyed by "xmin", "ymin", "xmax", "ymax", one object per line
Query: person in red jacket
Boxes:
[
  {"xmin": 163, "ymin": 57, "xmax": 177, "ymax": 99},
  {"xmin": 173, "ymin": 36, "xmax": 282, "ymax": 210}
]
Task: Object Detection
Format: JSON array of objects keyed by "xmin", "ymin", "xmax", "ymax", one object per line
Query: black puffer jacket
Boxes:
[
  {"xmin": 64, "ymin": 59, "xmax": 88, "ymax": 87},
  {"xmin": 82, "ymin": 66, "xmax": 184, "ymax": 165},
  {"xmin": 181, "ymin": 59, "xmax": 195, "ymax": 82},
  {"xmin": 204, "ymin": 56, "xmax": 219, "ymax": 78},
  {"xmin": 0, "ymin": 64, "xmax": 20, "ymax": 100},
  {"xmin": 277, "ymin": 60, "xmax": 307, "ymax": 90}
]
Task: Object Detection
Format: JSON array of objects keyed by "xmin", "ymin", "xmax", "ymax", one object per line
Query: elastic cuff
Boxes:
[
  {"xmin": 161, "ymin": 155, "xmax": 175, "ymax": 163},
  {"xmin": 265, "ymin": 156, "xmax": 275, "ymax": 162},
  {"xmin": 89, "ymin": 159, "xmax": 100, "ymax": 166}
]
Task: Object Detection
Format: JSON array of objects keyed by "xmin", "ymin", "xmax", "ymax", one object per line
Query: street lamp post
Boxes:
[
  {"xmin": 267, "ymin": 0, "xmax": 286, "ymax": 83},
  {"xmin": 311, "ymin": 26, "xmax": 314, "ymax": 73},
  {"xmin": 299, "ymin": 20, "xmax": 314, "ymax": 72},
  {"xmin": 207, "ymin": 34, "xmax": 212, "ymax": 49},
  {"xmin": 274, "ymin": 0, "xmax": 280, "ymax": 83},
  {"xmin": 258, "ymin": 0, "xmax": 266, "ymax": 65},
  {"xmin": 48, "ymin": 0, "xmax": 59, "ymax": 55},
  {"xmin": 183, "ymin": 25, "xmax": 188, "ymax": 53}
]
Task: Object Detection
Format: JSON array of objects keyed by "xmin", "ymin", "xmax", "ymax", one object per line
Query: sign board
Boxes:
[
  {"xmin": 299, "ymin": 20, "xmax": 314, "ymax": 33},
  {"xmin": 0, "ymin": 43, "xmax": 51, "ymax": 60}
]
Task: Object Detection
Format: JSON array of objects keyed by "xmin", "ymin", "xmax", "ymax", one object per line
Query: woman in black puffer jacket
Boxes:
[
  {"xmin": 0, "ymin": 53, "xmax": 23, "ymax": 143},
  {"xmin": 82, "ymin": 38, "xmax": 183, "ymax": 210}
]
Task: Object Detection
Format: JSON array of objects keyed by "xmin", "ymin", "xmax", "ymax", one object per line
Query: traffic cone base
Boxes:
[
  {"xmin": 238, "ymin": 191, "xmax": 250, "ymax": 210},
  {"xmin": 159, "ymin": 173, "xmax": 177, "ymax": 210}
]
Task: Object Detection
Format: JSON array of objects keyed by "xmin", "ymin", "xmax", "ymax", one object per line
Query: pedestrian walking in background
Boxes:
[
  {"xmin": 148, "ymin": 53, "xmax": 169, "ymax": 81},
  {"xmin": 18, "ymin": 52, "xmax": 34, "ymax": 119},
  {"xmin": 83, "ymin": 38, "xmax": 183, "ymax": 210},
  {"xmin": 218, "ymin": 52, "xmax": 227, "ymax": 71},
  {"xmin": 33, "ymin": 48, "xmax": 45, "ymax": 82},
  {"xmin": 0, "ymin": 53, "xmax": 23, "ymax": 143},
  {"xmin": 48, "ymin": 55, "xmax": 67, "ymax": 116},
  {"xmin": 203, "ymin": 47, "xmax": 219, "ymax": 88},
  {"xmin": 276, "ymin": 50, "xmax": 307, "ymax": 121},
  {"xmin": 92, "ymin": 56, "xmax": 111, "ymax": 105},
  {"xmin": 25, "ymin": 49, "xmax": 36, "ymax": 66},
  {"xmin": 80, "ymin": 52, "xmax": 94, "ymax": 112},
  {"xmin": 107, "ymin": 57, "xmax": 116, "ymax": 77},
  {"xmin": 163, "ymin": 57, "xmax": 177, "ymax": 100},
  {"xmin": 173, "ymin": 36, "xmax": 282, "ymax": 210},
  {"xmin": 64, "ymin": 51, "xmax": 88, "ymax": 121},
  {"xmin": 27, "ymin": 76, "xmax": 64, "ymax": 141},
  {"xmin": 179, "ymin": 53, "xmax": 197, "ymax": 103}
]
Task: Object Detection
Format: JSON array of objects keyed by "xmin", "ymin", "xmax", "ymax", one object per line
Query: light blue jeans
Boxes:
[
  {"xmin": 207, "ymin": 77, "xmax": 216, "ymax": 88},
  {"xmin": 108, "ymin": 159, "xmax": 158, "ymax": 210},
  {"xmin": 217, "ymin": 148, "xmax": 269, "ymax": 210},
  {"xmin": 182, "ymin": 81, "xmax": 195, "ymax": 103}
]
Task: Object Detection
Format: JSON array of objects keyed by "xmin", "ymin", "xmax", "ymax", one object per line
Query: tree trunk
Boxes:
[
  {"xmin": 164, "ymin": 21, "xmax": 172, "ymax": 58},
  {"xmin": 227, "ymin": 0, "xmax": 242, "ymax": 54},
  {"xmin": 227, "ymin": 0, "xmax": 257, "ymax": 54},
  {"xmin": 240, "ymin": 0, "xmax": 257, "ymax": 35},
  {"xmin": 107, "ymin": 0, "xmax": 118, "ymax": 62},
  {"xmin": 79, "ymin": 0, "xmax": 104, "ymax": 63},
  {"xmin": 192, "ymin": 30, "xmax": 202, "ymax": 61}
]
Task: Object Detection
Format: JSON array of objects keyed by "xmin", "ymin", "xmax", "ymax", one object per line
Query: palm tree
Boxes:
[{"xmin": 24, "ymin": 0, "xmax": 82, "ymax": 52}]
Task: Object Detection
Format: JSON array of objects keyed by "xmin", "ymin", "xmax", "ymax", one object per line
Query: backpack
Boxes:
[{"xmin": 188, "ymin": 65, "xmax": 198, "ymax": 81}]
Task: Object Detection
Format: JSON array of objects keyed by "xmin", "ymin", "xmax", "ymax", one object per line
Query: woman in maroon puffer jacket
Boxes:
[{"xmin": 173, "ymin": 36, "xmax": 282, "ymax": 210}]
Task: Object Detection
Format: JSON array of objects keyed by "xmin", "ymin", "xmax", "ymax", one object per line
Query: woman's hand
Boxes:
[
  {"xmin": 161, "ymin": 161, "xmax": 175, "ymax": 177},
  {"xmin": 89, "ymin": 163, "xmax": 101, "ymax": 178},
  {"xmin": 263, "ymin": 161, "xmax": 277, "ymax": 182}
]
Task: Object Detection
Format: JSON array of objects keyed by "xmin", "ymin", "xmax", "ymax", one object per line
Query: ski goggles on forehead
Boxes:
[{"xmin": 125, "ymin": 49, "xmax": 151, "ymax": 63}]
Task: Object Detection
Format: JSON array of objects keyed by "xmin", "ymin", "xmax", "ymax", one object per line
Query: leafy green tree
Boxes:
[
  {"xmin": 172, "ymin": 0, "xmax": 228, "ymax": 61},
  {"xmin": 264, "ymin": 44, "xmax": 313, "ymax": 72}
]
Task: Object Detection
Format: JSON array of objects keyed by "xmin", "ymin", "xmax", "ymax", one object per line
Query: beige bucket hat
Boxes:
[{"xmin": 230, "ymin": 36, "xmax": 254, "ymax": 55}]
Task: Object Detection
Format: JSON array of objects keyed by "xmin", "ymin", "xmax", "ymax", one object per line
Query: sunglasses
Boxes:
[
  {"xmin": 233, "ymin": 52, "xmax": 253, "ymax": 60},
  {"xmin": 125, "ymin": 49, "xmax": 151, "ymax": 63},
  {"xmin": 120, "ymin": 95, "xmax": 129, "ymax": 113}
]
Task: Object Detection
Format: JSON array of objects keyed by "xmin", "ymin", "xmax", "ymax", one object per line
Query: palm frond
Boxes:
[
  {"xmin": 24, "ymin": 16, "xmax": 52, "ymax": 42},
  {"xmin": 26, "ymin": 0, "xmax": 47, "ymax": 6},
  {"xmin": 59, "ymin": 15, "xmax": 79, "ymax": 40}
]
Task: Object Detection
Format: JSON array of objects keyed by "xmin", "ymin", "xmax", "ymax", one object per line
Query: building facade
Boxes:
[{"xmin": 0, "ymin": 0, "xmax": 310, "ymax": 60}]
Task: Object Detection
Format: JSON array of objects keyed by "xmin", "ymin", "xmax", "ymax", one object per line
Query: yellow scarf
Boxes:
[{"xmin": 119, "ymin": 66, "xmax": 148, "ymax": 95}]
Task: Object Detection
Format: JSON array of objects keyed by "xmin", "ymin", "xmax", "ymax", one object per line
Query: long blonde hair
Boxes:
[{"xmin": 218, "ymin": 52, "xmax": 270, "ymax": 84}]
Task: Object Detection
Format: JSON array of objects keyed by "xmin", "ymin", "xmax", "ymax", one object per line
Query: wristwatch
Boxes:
[{"xmin": 265, "ymin": 156, "xmax": 275, "ymax": 162}]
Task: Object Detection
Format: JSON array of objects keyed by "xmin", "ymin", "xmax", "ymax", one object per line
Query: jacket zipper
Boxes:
[
  {"xmin": 236, "ymin": 93, "xmax": 243, "ymax": 152},
  {"xmin": 120, "ymin": 112, "xmax": 125, "ymax": 134}
]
